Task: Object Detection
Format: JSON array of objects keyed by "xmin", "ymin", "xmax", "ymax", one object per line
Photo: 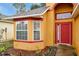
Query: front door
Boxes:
[{"xmin": 55, "ymin": 22, "xmax": 72, "ymax": 44}]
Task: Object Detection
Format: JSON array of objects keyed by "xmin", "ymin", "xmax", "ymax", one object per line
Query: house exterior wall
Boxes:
[
  {"xmin": 74, "ymin": 16, "xmax": 79, "ymax": 55},
  {"xmin": 0, "ymin": 20, "xmax": 13, "ymax": 42},
  {"xmin": 45, "ymin": 9, "xmax": 55, "ymax": 46},
  {"xmin": 14, "ymin": 3, "xmax": 79, "ymax": 52},
  {"xmin": 14, "ymin": 41, "xmax": 44, "ymax": 50}
]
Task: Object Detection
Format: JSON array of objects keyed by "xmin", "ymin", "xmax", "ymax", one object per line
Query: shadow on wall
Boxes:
[{"xmin": 0, "ymin": 27, "xmax": 7, "ymax": 42}]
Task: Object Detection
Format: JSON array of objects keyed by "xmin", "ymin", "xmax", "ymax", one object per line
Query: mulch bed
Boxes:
[
  {"xmin": 0, "ymin": 46, "xmax": 57, "ymax": 56},
  {"xmin": 0, "ymin": 44, "xmax": 77, "ymax": 56},
  {"xmin": 2, "ymin": 48, "xmax": 36, "ymax": 56}
]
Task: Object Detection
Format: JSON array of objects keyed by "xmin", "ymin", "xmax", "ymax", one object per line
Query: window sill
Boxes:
[{"xmin": 14, "ymin": 40, "xmax": 43, "ymax": 43}]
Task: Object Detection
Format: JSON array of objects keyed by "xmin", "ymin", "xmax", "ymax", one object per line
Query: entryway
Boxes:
[{"xmin": 55, "ymin": 22, "xmax": 72, "ymax": 44}]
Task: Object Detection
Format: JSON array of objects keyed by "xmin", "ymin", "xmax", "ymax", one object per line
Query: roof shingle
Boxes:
[{"xmin": 2, "ymin": 6, "xmax": 49, "ymax": 19}]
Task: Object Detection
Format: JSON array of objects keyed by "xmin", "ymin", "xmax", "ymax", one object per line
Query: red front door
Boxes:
[{"xmin": 55, "ymin": 22, "xmax": 72, "ymax": 44}]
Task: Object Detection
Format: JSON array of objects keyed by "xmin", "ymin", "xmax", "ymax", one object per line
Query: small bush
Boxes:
[
  {"xmin": 0, "ymin": 40, "xmax": 13, "ymax": 53},
  {"xmin": 0, "ymin": 47, "xmax": 6, "ymax": 52}
]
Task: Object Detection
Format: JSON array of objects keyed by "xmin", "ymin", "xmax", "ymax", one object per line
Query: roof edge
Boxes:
[
  {"xmin": 0, "ymin": 20, "xmax": 13, "ymax": 24},
  {"xmin": 72, "ymin": 4, "xmax": 79, "ymax": 17},
  {"xmin": 2, "ymin": 7, "xmax": 50, "ymax": 20}
]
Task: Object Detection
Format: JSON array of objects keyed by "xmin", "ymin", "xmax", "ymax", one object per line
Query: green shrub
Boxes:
[
  {"xmin": 0, "ymin": 47, "xmax": 6, "ymax": 52},
  {"xmin": 0, "ymin": 40, "xmax": 13, "ymax": 53}
]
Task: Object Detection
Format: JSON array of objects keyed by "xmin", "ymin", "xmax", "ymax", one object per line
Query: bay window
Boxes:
[{"xmin": 16, "ymin": 20, "xmax": 41, "ymax": 41}]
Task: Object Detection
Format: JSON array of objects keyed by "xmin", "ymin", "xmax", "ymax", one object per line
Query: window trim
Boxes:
[
  {"xmin": 32, "ymin": 21, "xmax": 41, "ymax": 41},
  {"xmin": 16, "ymin": 21, "xmax": 29, "ymax": 40},
  {"xmin": 55, "ymin": 12, "xmax": 72, "ymax": 20}
]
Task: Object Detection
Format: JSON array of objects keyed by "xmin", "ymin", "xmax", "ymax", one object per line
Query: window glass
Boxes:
[
  {"xmin": 56, "ymin": 13, "xmax": 72, "ymax": 19},
  {"xmin": 34, "ymin": 31, "xmax": 40, "ymax": 40},
  {"xmin": 33, "ymin": 21, "xmax": 40, "ymax": 40},
  {"xmin": 16, "ymin": 21, "xmax": 28, "ymax": 40}
]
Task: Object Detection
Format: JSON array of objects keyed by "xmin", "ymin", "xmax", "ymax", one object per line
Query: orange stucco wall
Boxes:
[
  {"xmin": 14, "ymin": 41, "xmax": 44, "ymax": 50},
  {"xmin": 45, "ymin": 9, "xmax": 55, "ymax": 46},
  {"xmin": 74, "ymin": 16, "xmax": 79, "ymax": 55}
]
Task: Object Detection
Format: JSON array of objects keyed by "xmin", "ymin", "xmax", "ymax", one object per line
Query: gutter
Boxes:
[{"xmin": 0, "ymin": 20, "xmax": 13, "ymax": 24}]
